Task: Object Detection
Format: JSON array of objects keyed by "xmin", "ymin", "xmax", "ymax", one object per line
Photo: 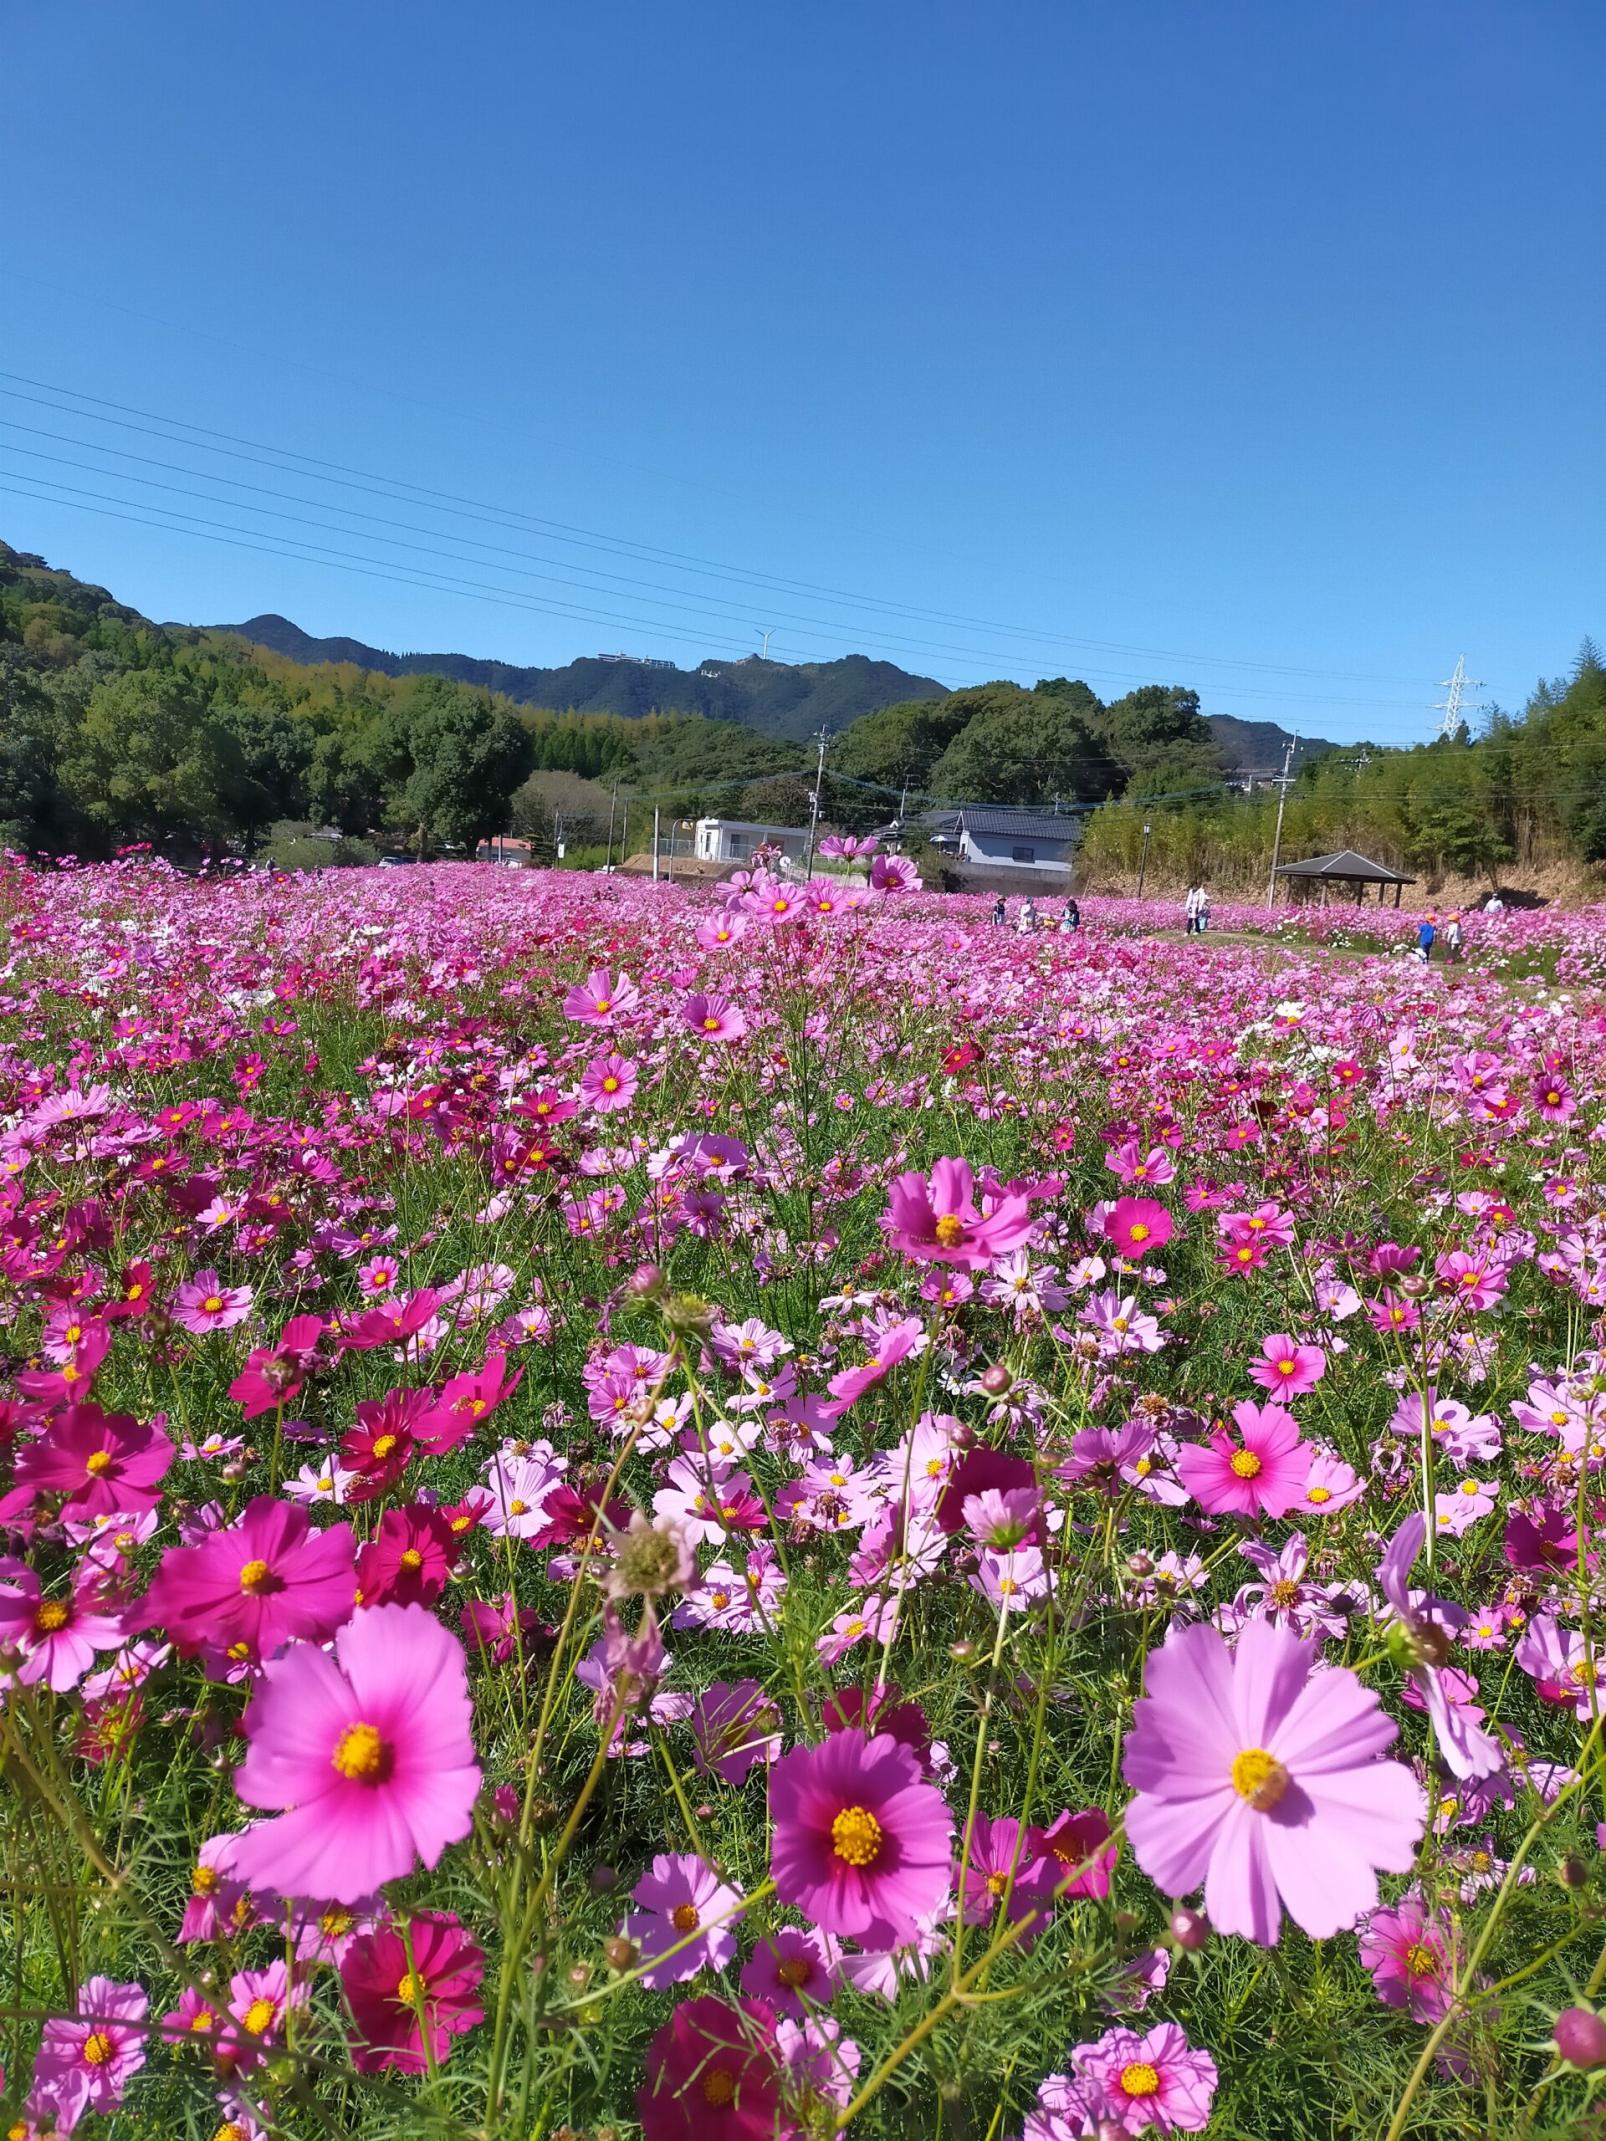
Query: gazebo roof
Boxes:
[{"xmin": 1274, "ymin": 848, "xmax": 1415, "ymax": 885}]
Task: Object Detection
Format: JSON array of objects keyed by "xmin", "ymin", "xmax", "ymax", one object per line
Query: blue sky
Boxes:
[{"xmin": 3, "ymin": 0, "xmax": 1601, "ymax": 744}]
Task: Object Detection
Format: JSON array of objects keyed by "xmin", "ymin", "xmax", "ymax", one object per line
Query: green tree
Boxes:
[
  {"xmin": 58, "ymin": 668, "xmax": 245, "ymax": 852},
  {"xmin": 396, "ymin": 678, "xmax": 535, "ymax": 850},
  {"xmin": 929, "ymin": 684, "xmax": 1120, "ymax": 807}
]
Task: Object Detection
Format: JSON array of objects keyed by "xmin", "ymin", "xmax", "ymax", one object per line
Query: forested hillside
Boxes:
[{"xmin": 5, "ymin": 543, "xmax": 1601, "ymax": 889}]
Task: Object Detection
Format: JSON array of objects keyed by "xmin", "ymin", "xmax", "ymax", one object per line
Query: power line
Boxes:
[{"xmin": 0, "ymin": 371, "xmax": 1472, "ymax": 705}]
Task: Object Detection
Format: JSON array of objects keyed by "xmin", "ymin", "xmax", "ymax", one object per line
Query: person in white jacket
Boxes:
[{"xmin": 1184, "ymin": 885, "xmax": 1200, "ymax": 935}]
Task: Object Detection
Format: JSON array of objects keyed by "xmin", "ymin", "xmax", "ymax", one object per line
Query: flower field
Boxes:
[{"xmin": 3, "ymin": 854, "xmax": 1606, "ymax": 2141}]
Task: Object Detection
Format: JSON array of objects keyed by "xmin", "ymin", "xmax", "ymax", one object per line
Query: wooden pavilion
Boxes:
[{"xmin": 1273, "ymin": 848, "xmax": 1416, "ymax": 907}]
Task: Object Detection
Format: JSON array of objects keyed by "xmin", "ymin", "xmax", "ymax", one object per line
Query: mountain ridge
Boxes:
[{"xmin": 211, "ymin": 611, "xmax": 1333, "ymax": 768}]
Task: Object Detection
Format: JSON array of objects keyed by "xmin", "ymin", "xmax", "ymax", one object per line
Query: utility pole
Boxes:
[
  {"xmin": 604, "ymin": 781, "xmax": 619, "ymax": 871},
  {"xmin": 758, "ymin": 628, "xmax": 775, "ymax": 660},
  {"xmin": 1136, "ymin": 819, "xmax": 1153, "ymax": 899},
  {"xmin": 1266, "ymin": 735, "xmax": 1298, "ymax": 908},
  {"xmin": 652, "ymin": 806, "xmax": 661, "ymax": 883},
  {"xmin": 802, "ymin": 726, "xmax": 830, "ymax": 878}
]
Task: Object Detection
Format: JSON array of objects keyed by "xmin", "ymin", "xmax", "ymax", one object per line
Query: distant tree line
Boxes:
[{"xmin": 4, "ymin": 546, "xmax": 1601, "ymax": 884}]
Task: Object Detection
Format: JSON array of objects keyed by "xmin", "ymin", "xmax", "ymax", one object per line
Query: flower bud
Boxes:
[
  {"xmin": 1170, "ymin": 1906, "xmax": 1211, "ymax": 1950},
  {"xmin": 602, "ymin": 1936, "xmax": 636, "ymax": 1971},
  {"xmin": 629, "ymin": 1262, "xmax": 665, "ymax": 1300},
  {"xmin": 979, "ymin": 1364, "xmax": 1013, "ymax": 1397},
  {"xmin": 1555, "ymin": 2006, "xmax": 1606, "ymax": 2068},
  {"xmin": 588, "ymin": 1862, "xmax": 619, "ymax": 1893},
  {"xmin": 1558, "ymin": 1852, "xmax": 1589, "ymax": 1891},
  {"xmin": 949, "ymin": 1638, "xmax": 979, "ymax": 1664}
]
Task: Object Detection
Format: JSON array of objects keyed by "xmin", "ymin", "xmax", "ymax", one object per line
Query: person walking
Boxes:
[
  {"xmin": 1444, "ymin": 913, "xmax": 1463, "ymax": 963},
  {"xmin": 1197, "ymin": 885, "xmax": 1211, "ymax": 934},
  {"xmin": 1184, "ymin": 884, "xmax": 1200, "ymax": 935},
  {"xmin": 991, "ymin": 895, "xmax": 1006, "ymax": 926},
  {"xmin": 1415, "ymin": 914, "xmax": 1437, "ymax": 964}
]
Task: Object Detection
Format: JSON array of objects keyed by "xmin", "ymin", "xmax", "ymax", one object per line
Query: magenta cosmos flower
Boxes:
[
  {"xmin": 12, "ymin": 1403, "xmax": 174, "ymax": 1516},
  {"xmin": 1104, "ymin": 1196, "xmax": 1174, "ymax": 1261},
  {"xmin": 1357, "ymin": 1894, "xmax": 1457, "ymax": 2022},
  {"xmin": 769, "ymin": 1728, "xmax": 953, "ymax": 1947},
  {"xmin": 1175, "ymin": 1400, "xmax": 1309, "ymax": 1519},
  {"xmin": 683, "ymin": 991, "xmax": 748, "ymax": 1042},
  {"xmin": 884, "ymin": 1157, "xmax": 1034, "ymax": 1269},
  {"xmin": 579, "ymin": 1051, "xmax": 638, "ymax": 1113},
  {"xmin": 1123, "ymin": 1618, "xmax": 1424, "ymax": 1945},
  {"xmin": 228, "ymin": 1602, "xmax": 481, "ymax": 1903},
  {"xmin": 639, "ymin": 1995, "xmax": 783, "ymax": 2141},
  {"xmin": 341, "ymin": 1910, "xmax": 485, "ymax": 2073},
  {"xmin": 1071, "ymin": 2020, "xmax": 1219, "ymax": 2134},
  {"xmin": 140, "ymin": 1497, "xmax": 356, "ymax": 1662}
]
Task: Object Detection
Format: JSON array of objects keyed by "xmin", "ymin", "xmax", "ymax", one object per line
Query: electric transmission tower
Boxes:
[{"xmin": 1432, "ymin": 655, "xmax": 1484, "ymax": 740}]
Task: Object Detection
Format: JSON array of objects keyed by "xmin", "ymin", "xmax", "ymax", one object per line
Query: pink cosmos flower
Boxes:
[
  {"xmin": 1033, "ymin": 1807, "xmax": 1119, "ymax": 1899},
  {"xmin": 1070, "ymin": 2021, "xmax": 1219, "ymax": 2134},
  {"xmin": 884, "ymin": 1157, "xmax": 1035, "ymax": 1270},
  {"xmin": 769, "ymin": 1729, "xmax": 954, "ymax": 1947},
  {"xmin": 1246, "ymin": 1333, "xmax": 1326, "ymax": 1399},
  {"xmin": 623, "ymin": 1852, "xmax": 745, "ymax": 1989},
  {"xmin": 580, "ymin": 1052, "xmax": 639, "ymax": 1112},
  {"xmin": 227, "ymin": 1602, "xmax": 481, "ymax": 1903},
  {"xmin": 1124, "ymin": 1617, "xmax": 1424, "ymax": 1944},
  {"xmin": 822, "ymin": 1314, "xmax": 924, "ymax": 1417},
  {"xmin": 955, "ymin": 1813, "xmax": 1057, "ymax": 1934},
  {"xmin": 341, "ymin": 1910, "xmax": 485, "ymax": 2073},
  {"xmin": 355, "ymin": 1504, "xmax": 462, "ymax": 1608},
  {"xmin": 690, "ymin": 1679, "xmax": 783, "ymax": 1785},
  {"xmin": 562, "ymin": 967, "xmax": 640, "ymax": 1027},
  {"xmin": 739, "ymin": 1927, "xmax": 842, "ymax": 2017},
  {"xmin": 1358, "ymin": 1894, "xmax": 1457, "ymax": 2021},
  {"xmin": 11, "ymin": 1403, "xmax": 174, "ymax": 1516},
  {"xmin": 683, "ymin": 992, "xmax": 748, "ymax": 1042},
  {"xmin": 1103, "ymin": 1197, "xmax": 1173, "ymax": 1260},
  {"xmin": 1175, "ymin": 1401, "xmax": 1310, "ymax": 1519},
  {"xmin": 869, "ymin": 853, "xmax": 919, "ymax": 893},
  {"xmin": 29, "ymin": 1976, "xmax": 148, "ymax": 2130},
  {"xmin": 0, "ymin": 1568, "xmax": 125, "ymax": 1691},
  {"xmin": 172, "ymin": 1268, "xmax": 255, "ymax": 1334},
  {"xmin": 140, "ymin": 1496, "xmax": 356, "ymax": 1662}
]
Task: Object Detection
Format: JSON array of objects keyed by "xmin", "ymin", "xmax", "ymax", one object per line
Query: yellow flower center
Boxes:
[
  {"xmin": 370, "ymin": 1434, "xmax": 397, "ymax": 1460},
  {"xmin": 703, "ymin": 2068, "xmax": 737, "ymax": 2107},
  {"xmin": 932, "ymin": 1213, "xmax": 965, "ymax": 1247},
  {"xmin": 1231, "ymin": 1746, "xmax": 1289, "ymax": 1810},
  {"xmin": 399, "ymin": 1548, "xmax": 424, "ymax": 1571},
  {"xmin": 214, "ymin": 2124, "xmax": 247, "ymax": 2141},
  {"xmin": 831, "ymin": 1804, "xmax": 884, "ymax": 1867},
  {"xmin": 1404, "ymin": 1942, "xmax": 1438, "ymax": 1976},
  {"xmin": 602, "ymin": 1075, "xmax": 621, "ymax": 1092},
  {"xmin": 1306, "ymin": 1485, "xmax": 1331, "ymax": 1504},
  {"xmin": 34, "ymin": 1599, "xmax": 70, "ymax": 1633},
  {"xmin": 84, "ymin": 1450, "xmax": 113, "ymax": 1476},
  {"xmin": 81, "ymin": 2030, "xmax": 116, "ymax": 2066},
  {"xmin": 191, "ymin": 2008, "xmax": 216, "ymax": 2032},
  {"xmin": 203, "ymin": 1296, "xmax": 224, "ymax": 1315},
  {"xmin": 192, "ymin": 1863, "xmax": 220, "ymax": 1895},
  {"xmin": 671, "ymin": 1902, "xmax": 701, "ymax": 1934},
  {"xmin": 703, "ymin": 1017, "xmax": 722, "ymax": 1032},
  {"xmin": 1229, "ymin": 1448, "xmax": 1263, "ymax": 1479},
  {"xmin": 396, "ymin": 1972, "xmax": 425, "ymax": 2005},
  {"xmin": 1120, "ymin": 2061, "xmax": 1161, "ymax": 2098},
  {"xmin": 238, "ymin": 1559, "xmax": 272, "ymax": 1594},
  {"xmin": 1270, "ymin": 1579, "xmax": 1300, "ymax": 1607},
  {"xmin": 1573, "ymin": 1660, "xmax": 1596, "ymax": 1686},
  {"xmin": 241, "ymin": 1997, "xmax": 276, "ymax": 2035},
  {"xmin": 1129, "ymin": 1221, "xmax": 1150, "ymax": 1241},
  {"xmin": 321, "ymin": 1907, "xmax": 353, "ymax": 1936},
  {"xmin": 777, "ymin": 1956, "xmax": 812, "ymax": 1988},
  {"xmin": 331, "ymin": 1721, "xmax": 388, "ymax": 1780}
]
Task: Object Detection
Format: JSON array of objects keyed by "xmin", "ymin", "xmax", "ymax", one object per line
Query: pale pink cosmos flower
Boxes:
[
  {"xmin": 227, "ymin": 1602, "xmax": 481, "ymax": 1903},
  {"xmin": 622, "ymin": 1852, "xmax": 744, "ymax": 1989},
  {"xmin": 682, "ymin": 991, "xmax": 747, "ymax": 1042},
  {"xmin": 29, "ymin": 1976, "xmax": 148, "ymax": 2130},
  {"xmin": 1069, "ymin": 2020, "xmax": 1219, "ymax": 2134},
  {"xmin": 561, "ymin": 967, "xmax": 640, "ymax": 1027},
  {"xmin": 172, "ymin": 1269, "xmax": 255, "ymax": 1334},
  {"xmin": 1124, "ymin": 1617, "xmax": 1424, "ymax": 1945}
]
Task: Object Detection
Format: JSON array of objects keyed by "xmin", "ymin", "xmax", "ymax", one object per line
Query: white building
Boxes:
[
  {"xmin": 693, "ymin": 818, "xmax": 812, "ymax": 866},
  {"xmin": 923, "ymin": 806, "xmax": 1080, "ymax": 875}
]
